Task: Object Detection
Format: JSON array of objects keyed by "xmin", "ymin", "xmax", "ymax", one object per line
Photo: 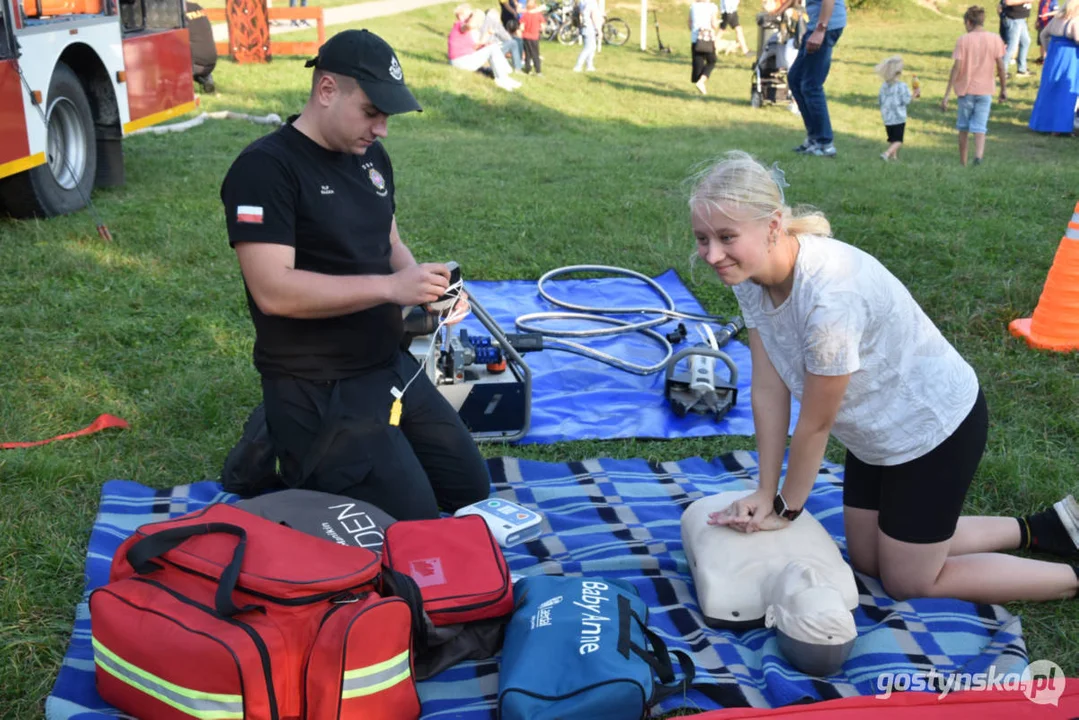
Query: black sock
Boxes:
[
  {"xmin": 1015, "ymin": 516, "xmax": 1030, "ymax": 549},
  {"xmin": 1023, "ymin": 504, "xmax": 1078, "ymax": 559}
]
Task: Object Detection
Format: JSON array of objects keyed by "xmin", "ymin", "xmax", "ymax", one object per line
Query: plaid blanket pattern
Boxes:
[{"xmin": 46, "ymin": 452, "xmax": 1028, "ymax": 719}]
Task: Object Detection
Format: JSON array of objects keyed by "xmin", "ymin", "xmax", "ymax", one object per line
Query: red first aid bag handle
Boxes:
[{"xmin": 125, "ymin": 522, "xmax": 263, "ymax": 618}]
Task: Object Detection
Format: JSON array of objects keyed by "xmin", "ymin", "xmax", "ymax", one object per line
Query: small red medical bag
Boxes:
[{"xmin": 381, "ymin": 514, "xmax": 514, "ymax": 627}]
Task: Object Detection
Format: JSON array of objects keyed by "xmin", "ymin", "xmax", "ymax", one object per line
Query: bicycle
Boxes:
[
  {"xmin": 556, "ymin": 13, "xmax": 631, "ymax": 46},
  {"xmin": 602, "ymin": 16, "xmax": 630, "ymax": 46},
  {"xmin": 543, "ymin": 1, "xmax": 572, "ymax": 41}
]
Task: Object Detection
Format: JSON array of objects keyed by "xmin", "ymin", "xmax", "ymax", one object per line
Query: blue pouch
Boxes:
[{"xmin": 498, "ymin": 575, "xmax": 695, "ymax": 720}]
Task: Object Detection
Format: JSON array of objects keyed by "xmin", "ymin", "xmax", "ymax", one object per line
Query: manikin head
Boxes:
[{"xmin": 763, "ymin": 560, "xmax": 858, "ymax": 676}]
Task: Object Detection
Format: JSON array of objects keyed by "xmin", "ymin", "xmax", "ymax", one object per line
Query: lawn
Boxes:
[
  {"xmin": 2, "ymin": 0, "xmax": 1078, "ymax": 716},
  {"xmin": 197, "ymin": 0, "xmax": 379, "ymax": 10}
]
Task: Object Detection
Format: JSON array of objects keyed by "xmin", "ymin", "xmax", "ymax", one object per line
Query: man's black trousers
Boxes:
[{"xmin": 261, "ymin": 350, "xmax": 492, "ymax": 521}]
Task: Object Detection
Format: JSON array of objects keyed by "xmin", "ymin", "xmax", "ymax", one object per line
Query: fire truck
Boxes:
[{"xmin": 0, "ymin": 0, "xmax": 195, "ymax": 218}]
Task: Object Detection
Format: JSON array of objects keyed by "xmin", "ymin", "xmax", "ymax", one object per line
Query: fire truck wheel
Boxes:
[{"xmin": 0, "ymin": 62, "xmax": 97, "ymax": 218}]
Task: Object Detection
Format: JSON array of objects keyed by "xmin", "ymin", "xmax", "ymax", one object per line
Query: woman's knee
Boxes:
[
  {"xmin": 848, "ymin": 550, "xmax": 878, "ymax": 578},
  {"xmin": 877, "ymin": 538, "xmax": 949, "ymax": 600},
  {"xmin": 879, "ymin": 568, "xmax": 935, "ymax": 601}
]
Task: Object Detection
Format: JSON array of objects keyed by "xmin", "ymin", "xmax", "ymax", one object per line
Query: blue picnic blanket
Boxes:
[
  {"xmin": 455, "ymin": 269, "xmax": 802, "ymax": 444},
  {"xmin": 46, "ymin": 452, "xmax": 1027, "ymax": 719}
]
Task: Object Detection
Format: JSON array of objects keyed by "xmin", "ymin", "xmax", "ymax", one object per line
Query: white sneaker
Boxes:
[
  {"xmin": 1055, "ymin": 495, "xmax": 1079, "ymax": 551},
  {"xmin": 494, "ymin": 77, "xmax": 517, "ymax": 91}
]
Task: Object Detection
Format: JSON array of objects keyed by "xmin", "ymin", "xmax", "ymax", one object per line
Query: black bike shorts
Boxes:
[{"xmin": 842, "ymin": 387, "xmax": 988, "ymax": 544}]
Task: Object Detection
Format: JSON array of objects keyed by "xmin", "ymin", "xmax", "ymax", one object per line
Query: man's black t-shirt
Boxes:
[{"xmin": 220, "ymin": 122, "xmax": 403, "ymax": 381}]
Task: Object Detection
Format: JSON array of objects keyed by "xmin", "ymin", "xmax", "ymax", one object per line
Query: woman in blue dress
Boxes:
[{"xmin": 1029, "ymin": 0, "xmax": 1079, "ymax": 134}]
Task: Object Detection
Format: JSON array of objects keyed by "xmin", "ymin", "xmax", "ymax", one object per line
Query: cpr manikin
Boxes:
[{"xmin": 681, "ymin": 490, "xmax": 859, "ymax": 676}]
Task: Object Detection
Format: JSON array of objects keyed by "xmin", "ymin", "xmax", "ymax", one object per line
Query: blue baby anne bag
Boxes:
[{"xmin": 498, "ymin": 574, "xmax": 695, "ymax": 720}]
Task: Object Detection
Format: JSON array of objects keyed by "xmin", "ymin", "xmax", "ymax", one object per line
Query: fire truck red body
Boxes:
[{"xmin": 0, "ymin": 0, "xmax": 195, "ymax": 217}]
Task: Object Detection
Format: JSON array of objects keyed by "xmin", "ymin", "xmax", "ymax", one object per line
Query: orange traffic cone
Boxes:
[{"xmin": 1009, "ymin": 201, "xmax": 1079, "ymax": 352}]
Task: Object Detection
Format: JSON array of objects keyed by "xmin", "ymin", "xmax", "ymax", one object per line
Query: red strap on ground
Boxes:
[{"xmin": 1, "ymin": 414, "xmax": 129, "ymax": 450}]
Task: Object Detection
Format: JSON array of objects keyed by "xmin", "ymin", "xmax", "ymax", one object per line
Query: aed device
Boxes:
[{"xmin": 454, "ymin": 498, "xmax": 544, "ymax": 547}]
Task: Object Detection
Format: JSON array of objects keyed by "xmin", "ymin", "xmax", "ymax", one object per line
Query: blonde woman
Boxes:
[
  {"xmin": 692, "ymin": 151, "xmax": 1079, "ymax": 605},
  {"xmin": 874, "ymin": 54, "xmax": 919, "ymax": 160}
]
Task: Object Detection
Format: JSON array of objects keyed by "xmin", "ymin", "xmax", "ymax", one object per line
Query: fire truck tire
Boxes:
[{"xmin": 0, "ymin": 62, "xmax": 97, "ymax": 219}]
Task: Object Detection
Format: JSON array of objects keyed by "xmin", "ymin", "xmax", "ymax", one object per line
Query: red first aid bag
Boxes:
[
  {"xmin": 381, "ymin": 514, "xmax": 514, "ymax": 626},
  {"xmin": 88, "ymin": 503, "xmax": 421, "ymax": 720}
]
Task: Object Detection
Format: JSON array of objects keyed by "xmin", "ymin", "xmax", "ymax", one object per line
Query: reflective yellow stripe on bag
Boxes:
[
  {"xmin": 92, "ymin": 637, "xmax": 244, "ymax": 719},
  {"xmin": 341, "ymin": 649, "xmax": 411, "ymax": 699}
]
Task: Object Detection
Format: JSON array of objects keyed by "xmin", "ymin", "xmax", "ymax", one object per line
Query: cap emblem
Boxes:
[{"xmin": 388, "ymin": 56, "xmax": 403, "ymax": 82}]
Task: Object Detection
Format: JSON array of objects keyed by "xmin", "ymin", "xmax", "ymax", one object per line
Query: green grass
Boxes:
[{"xmin": 2, "ymin": 1, "xmax": 1078, "ymax": 716}]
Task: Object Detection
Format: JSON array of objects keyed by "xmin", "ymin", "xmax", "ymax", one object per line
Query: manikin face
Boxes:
[
  {"xmin": 691, "ymin": 202, "xmax": 776, "ymax": 286},
  {"xmin": 320, "ymin": 77, "xmax": 389, "ymax": 155}
]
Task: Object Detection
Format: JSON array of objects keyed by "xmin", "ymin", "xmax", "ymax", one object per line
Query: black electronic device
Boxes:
[
  {"xmin": 426, "ymin": 261, "xmax": 463, "ymax": 312},
  {"xmin": 406, "ymin": 264, "xmax": 539, "ymax": 443}
]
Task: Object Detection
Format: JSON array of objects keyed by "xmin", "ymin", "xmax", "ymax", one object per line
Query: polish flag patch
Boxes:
[{"xmin": 236, "ymin": 205, "xmax": 264, "ymax": 224}]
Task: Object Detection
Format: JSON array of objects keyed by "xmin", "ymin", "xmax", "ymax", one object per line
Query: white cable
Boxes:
[
  {"xmin": 399, "ymin": 286, "xmax": 467, "ymax": 396},
  {"xmin": 126, "ymin": 111, "xmax": 284, "ymax": 136}
]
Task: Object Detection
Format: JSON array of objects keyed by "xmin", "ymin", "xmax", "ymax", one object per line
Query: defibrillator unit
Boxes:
[{"xmin": 454, "ymin": 498, "xmax": 544, "ymax": 547}]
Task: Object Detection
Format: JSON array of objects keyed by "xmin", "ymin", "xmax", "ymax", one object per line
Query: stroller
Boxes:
[{"xmin": 750, "ymin": 9, "xmax": 805, "ymax": 108}]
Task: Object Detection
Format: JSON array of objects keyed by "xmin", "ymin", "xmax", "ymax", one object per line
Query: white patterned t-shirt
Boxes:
[
  {"xmin": 879, "ymin": 81, "xmax": 912, "ymax": 126},
  {"xmin": 730, "ymin": 235, "xmax": 979, "ymax": 466},
  {"xmin": 689, "ymin": 2, "xmax": 719, "ymax": 43}
]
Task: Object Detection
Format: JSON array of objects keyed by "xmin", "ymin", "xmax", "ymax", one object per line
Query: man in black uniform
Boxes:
[
  {"xmin": 219, "ymin": 29, "xmax": 491, "ymax": 521},
  {"xmin": 184, "ymin": 1, "xmax": 218, "ymax": 93}
]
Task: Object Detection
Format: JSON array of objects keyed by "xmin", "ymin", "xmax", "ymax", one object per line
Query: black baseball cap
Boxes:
[{"xmin": 304, "ymin": 29, "xmax": 422, "ymax": 115}]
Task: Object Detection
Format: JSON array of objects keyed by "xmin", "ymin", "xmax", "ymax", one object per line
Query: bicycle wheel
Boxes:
[
  {"xmin": 543, "ymin": 13, "xmax": 560, "ymax": 40},
  {"xmin": 557, "ymin": 22, "xmax": 579, "ymax": 45},
  {"xmin": 602, "ymin": 17, "xmax": 630, "ymax": 46}
]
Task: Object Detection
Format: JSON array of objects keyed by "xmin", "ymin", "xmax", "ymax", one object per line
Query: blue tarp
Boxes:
[{"xmin": 459, "ymin": 269, "xmax": 800, "ymax": 444}]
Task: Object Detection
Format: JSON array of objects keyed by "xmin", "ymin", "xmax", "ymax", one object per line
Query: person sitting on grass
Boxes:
[
  {"xmin": 480, "ymin": 8, "xmax": 524, "ymax": 73},
  {"xmin": 941, "ymin": 5, "xmax": 1007, "ymax": 166},
  {"xmin": 447, "ymin": 8, "xmax": 522, "ymax": 91},
  {"xmin": 689, "ymin": 150, "xmax": 1079, "ymax": 606}
]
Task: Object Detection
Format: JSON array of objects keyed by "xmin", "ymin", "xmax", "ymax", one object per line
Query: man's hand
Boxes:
[
  {"xmin": 706, "ymin": 489, "xmax": 790, "ymax": 533},
  {"xmin": 806, "ymin": 28, "xmax": 824, "ymax": 53},
  {"xmin": 940, "ymin": 97, "xmax": 948, "ymax": 111},
  {"xmin": 389, "ymin": 263, "xmax": 450, "ymax": 306},
  {"xmin": 999, "ymin": 89, "xmax": 1008, "ymax": 102}
]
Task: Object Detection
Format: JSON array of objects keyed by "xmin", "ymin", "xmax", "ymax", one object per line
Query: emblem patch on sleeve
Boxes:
[{"xmin": 236, "ymin": 205, "xmax": 264, "ymax": 224}]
